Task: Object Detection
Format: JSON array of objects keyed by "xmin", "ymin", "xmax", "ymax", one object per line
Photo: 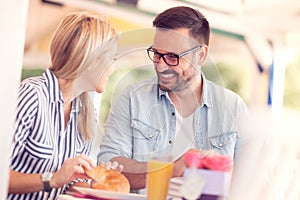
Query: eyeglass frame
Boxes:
[{"xmin": 146, "ymin": 45, "xmax": 202, "ymax": 66}]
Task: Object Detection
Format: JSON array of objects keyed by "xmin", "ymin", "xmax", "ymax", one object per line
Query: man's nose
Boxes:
[
  {"xmin": 155, "ymin": 57, "xmax": 170, "ymax": 72},
  {"xmin": 155, "ymin": 59, "xmax": 169, "ymax": 72}
]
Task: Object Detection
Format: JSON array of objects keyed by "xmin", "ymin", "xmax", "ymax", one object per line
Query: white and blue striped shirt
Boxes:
[{"xmin": 8, "ymin": 69, "xmax": 93, "ymax": 200}]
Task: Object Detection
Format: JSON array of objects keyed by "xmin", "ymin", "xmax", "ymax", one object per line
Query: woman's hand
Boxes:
[
  {"xmin": 50, "ymin": 154, "xmax": 95, "ymax": 188},
  {"xmin": 88, "ymin": 161, "xmax": 124, "ymax": 187}
]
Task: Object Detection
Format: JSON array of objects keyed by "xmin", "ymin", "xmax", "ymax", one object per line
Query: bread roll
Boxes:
[{"xmin": 85, "ymin": 165, "xmax": 130, "ymax": 193}]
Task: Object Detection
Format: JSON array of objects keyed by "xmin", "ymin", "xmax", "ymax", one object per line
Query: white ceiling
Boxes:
[
  {"xmin": 137, "ymin": 0, "xmax": 300, "ymax": 44},
  {"xmin": 26, "ymin": 0, "xmax": 300, "ymax": 46},
  {"xmin": 24, "ymin": 0, "xmax": 300, "ymax": 70}
]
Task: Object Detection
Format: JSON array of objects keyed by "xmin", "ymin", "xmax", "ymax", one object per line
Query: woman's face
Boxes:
[
  {"xmin": 71, "ymin": 38, "xmax": 117, "ymax": 97},
  {"xmin": 95, "ymin": 41, "xmax": 117, "ymax": 93}
]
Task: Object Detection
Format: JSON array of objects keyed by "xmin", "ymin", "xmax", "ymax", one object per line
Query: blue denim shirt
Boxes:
[{"xmin": 98, "ymin": 75, "xmax": 247, "ymax": 163}]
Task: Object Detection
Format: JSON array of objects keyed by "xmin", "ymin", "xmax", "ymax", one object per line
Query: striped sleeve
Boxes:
[{"xmin": 10, "ymin": 81, "xmax": 38, "ymax": 161}]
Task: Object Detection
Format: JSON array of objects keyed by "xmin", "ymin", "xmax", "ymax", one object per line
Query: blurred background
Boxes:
[
  {"xmin": 22, "ymin": 0, "xmax": 300, "ymax": 125},
  {"xmin": 1, "ymin": 0, "xmax": 300, "ymax": 198}
]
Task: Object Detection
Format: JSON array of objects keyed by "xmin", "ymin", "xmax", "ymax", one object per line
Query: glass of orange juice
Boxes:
[{"xmin": 146, "ymin": 155, "xmax": 173, "ymax": 200}]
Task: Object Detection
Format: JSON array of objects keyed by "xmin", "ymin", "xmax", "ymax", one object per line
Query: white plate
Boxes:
[{"xmin": 73, "ymin": 186, "xmax": 147, "ymax": 200}]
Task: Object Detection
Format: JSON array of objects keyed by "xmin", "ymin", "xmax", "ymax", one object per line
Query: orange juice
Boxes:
[{"xmin": 147, "ymin": 159, "xmax": 174, "ymax": 200}]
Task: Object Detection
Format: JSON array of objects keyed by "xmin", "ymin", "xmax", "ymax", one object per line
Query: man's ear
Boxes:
[{"xmin": 198, "ymin": 45, "xmax": 208, "ymax": 65}]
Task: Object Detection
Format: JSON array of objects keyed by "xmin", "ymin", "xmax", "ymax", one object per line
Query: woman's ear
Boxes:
[{"xmin": 198, "ymin": 45, "xmax": 208, "ymax": 65}]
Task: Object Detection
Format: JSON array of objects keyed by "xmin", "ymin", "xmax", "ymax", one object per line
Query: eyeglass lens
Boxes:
[
  {"xmin": 147, "ymin": 46, "xmax": 200, "ymax": 67},
  {"xmin": 147, "ymin": 49, "xmax": 179, "ymax": 66}
]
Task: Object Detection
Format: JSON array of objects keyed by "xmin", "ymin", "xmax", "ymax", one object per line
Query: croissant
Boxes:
[{"xmin": 85, "ymin": 165, "xmax": 130, "ymax": 193}]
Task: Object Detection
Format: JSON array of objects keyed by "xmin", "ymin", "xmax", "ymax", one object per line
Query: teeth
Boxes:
[{"xmin": 161, "ymin": 73, "xmax": 175, "ymax": 78}]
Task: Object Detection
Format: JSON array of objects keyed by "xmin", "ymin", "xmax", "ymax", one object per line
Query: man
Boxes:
[{"xmin": 98, "ymin": 6, "xmax": 247, "ymax": 191}]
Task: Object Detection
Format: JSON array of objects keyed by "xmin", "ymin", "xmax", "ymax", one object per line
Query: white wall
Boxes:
[{"xmin": 0, "ymin": 0, "xmax": 29, "ymax": 198}]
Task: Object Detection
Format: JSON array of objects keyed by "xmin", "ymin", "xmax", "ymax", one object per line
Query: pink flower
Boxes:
[{"xmin": 184, "ymin": 149, "xmax": 204, "ymax": 168}]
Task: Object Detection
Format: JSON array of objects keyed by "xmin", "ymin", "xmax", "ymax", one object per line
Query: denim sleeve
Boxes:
[
  {"xmin": 233, "ymin": 95, "xmax": 248, "ymax": 161},
  {"xmin": 97, "ymin": 89, "xmax": 133, "ymax": 163}
]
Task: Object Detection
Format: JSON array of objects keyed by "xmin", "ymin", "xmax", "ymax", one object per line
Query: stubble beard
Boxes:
[{"xmin": 158, "ymin": 72, "xmax": 196, "ymax": 92}]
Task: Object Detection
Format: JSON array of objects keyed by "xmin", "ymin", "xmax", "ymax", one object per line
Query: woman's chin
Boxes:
[{"xmin": 95, "ymin": 86, "xmax": 104, "ymax": 93}]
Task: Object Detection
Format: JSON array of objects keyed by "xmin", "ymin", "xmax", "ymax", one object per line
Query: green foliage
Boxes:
[
  {"xmin": 21, "ymin": 68, "xmax": 45, "ymax": 80},
  {"xmin": 202, "ymin": 62, "xmax": 247, "ymax": 100},
  {"xmin": 99, "ymin": 66, "xmax": 155, "ymax": 124},
  {"xmin": 284, "ymin": 55, "xmax": 300, "ymax": 110}
]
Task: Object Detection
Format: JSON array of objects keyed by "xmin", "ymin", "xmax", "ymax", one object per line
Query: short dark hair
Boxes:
[{"xmin": 153, "ymin": 6, "xmax": 210, "ymax": 45}]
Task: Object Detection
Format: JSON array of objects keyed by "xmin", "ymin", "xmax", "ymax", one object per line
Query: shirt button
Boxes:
[
  {"xmin": 196, "ymin": 121, "xmax": 200, "ymax": 125},
  {"xmin": 169, "ymin": 140, "xmax": 172, "ymax": 144},
  {"xmin": 172, "ymin": 112, "xmax": 175, "ymax": 116},
  {"xmin": 149, "ymin": 134, "xmax": 153, "ymax": 139},
  {"xmin": 218, "ymin": 143, "xmax": 223, "ymax": 147}
]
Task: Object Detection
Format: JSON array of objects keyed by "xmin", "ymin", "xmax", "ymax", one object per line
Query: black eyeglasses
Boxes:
[{"xmin": 147, "ymin": 45, "xmax": 201, "ymax": 66}]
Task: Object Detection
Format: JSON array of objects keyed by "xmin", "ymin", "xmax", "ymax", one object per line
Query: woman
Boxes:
[{"xmin": 8, "ymin": 11, "xmax": 117, "ymax": 199}]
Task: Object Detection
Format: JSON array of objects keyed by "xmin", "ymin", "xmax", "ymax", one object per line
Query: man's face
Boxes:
[{"xmin": 152, "ymin": 28, "xmax": 201, "ymax": 92}]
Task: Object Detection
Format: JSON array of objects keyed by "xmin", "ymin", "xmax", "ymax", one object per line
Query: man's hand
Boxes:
[
  {"xmin": 172, "ymin": 155, "xmax": 186, "ymax": 177},
  {"xmin": 172, "ymin": 148, "xmax": 202, "ymax": 177}
]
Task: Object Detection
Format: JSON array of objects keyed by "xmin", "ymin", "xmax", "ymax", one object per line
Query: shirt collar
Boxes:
[
  {"xmin": 157, "ymin": 86, "xmax": 167, "ymax": 101},
  {"xmin": 43, "ymin": 69, "xmax": 63, "ymax": 103},
  {"xmin": 200, "ymin": 73, "xmax": 213, "ymax": 108},
  {"xmin": 44, "ymin": 69, "xmax": 81, "ymax": 113}
]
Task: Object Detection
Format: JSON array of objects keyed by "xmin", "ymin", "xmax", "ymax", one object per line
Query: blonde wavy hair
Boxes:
[{"xmin": 49, "ymin": 11, "xmax": 116, "ymax": 141}]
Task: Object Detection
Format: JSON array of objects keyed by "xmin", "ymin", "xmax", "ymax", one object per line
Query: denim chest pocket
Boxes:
[
  {"xmin": 131, "ymin": 119, "xmax": 161, "ymax": 140},
  {"xmin": 209, "ymin": 132, "xmax": 238, "ymax": 156},
  {"xmin": 131, "ymin": 119, "xmax": 162, "ymax": 154}
]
